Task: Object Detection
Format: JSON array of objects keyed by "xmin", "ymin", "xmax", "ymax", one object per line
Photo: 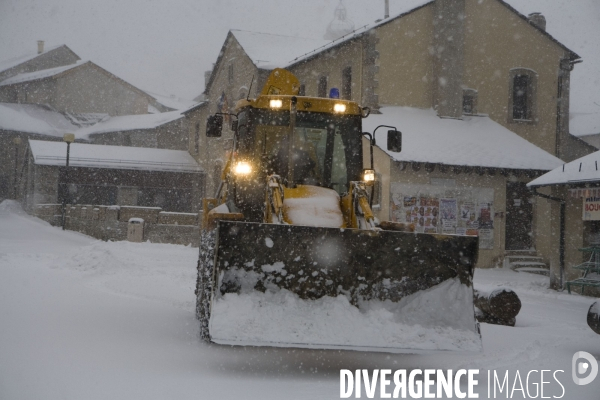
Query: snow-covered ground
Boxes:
[{"xmin": 0, "ymin": 200, "xmax": 598, "ymax": 399}]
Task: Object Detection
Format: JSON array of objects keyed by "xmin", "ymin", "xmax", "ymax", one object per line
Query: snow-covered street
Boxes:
[{"xmin": 0, "ymin": 200, "xmax": 598, "ymax": 399}]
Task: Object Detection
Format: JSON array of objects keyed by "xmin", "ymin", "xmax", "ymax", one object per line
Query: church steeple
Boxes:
[{"xmin": 324, "ymin": 0, "xmax": 355, "ymax": 41}]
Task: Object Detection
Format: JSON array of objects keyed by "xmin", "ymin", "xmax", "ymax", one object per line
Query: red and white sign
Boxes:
[{"xmin": 583, "ymin": 196, "xmax": 600, "ymax": 220}]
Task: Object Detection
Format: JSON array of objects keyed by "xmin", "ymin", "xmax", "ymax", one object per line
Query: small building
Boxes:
[
  {"xmin": 23, "ymin": 140, "xmax": 205, "ymax": 213},
  {"xmin": 528, "ymin": 150, "xmax": 600, "ymax": 291},
  {"xmin": 0, "ymin": 43, "xmax": 79, "ymax": 83},
  {"xmin": 0, "ymin": 60, "xmax": 155, "ymax": 116}
]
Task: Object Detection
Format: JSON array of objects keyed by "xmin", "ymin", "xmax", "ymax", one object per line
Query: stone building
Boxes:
[
  {"xmin": 0, "ymin": 42, "xmax": 79, "ymax": 83},
  {"xmin": 194, "ymin": 0, "xmax": 596, "ymax": 278},
  {"xmin": 23, "ymin": 140, "xmax": 204, "ymax": 213},
  {"xmin": 0, "ymin": 44, "xmax": 200, "ymax": 208},
  {"xmin": 0, "ymin": 60, "xmax": 154, "ymax": 116}
]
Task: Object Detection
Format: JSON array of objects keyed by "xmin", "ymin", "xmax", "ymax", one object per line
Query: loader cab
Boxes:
[{"xmin": 234, "ymin": 105, "xmax": 364, "ymax": 195}]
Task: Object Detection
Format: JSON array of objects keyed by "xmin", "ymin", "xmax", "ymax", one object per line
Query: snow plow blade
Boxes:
[{"xmin": 199, "ymin": 221, "xmax": 481, "ymax": 353}]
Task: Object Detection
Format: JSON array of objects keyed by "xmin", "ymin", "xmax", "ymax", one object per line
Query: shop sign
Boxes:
[{"xmin": 583, "ymin": 196, "xmax": 600, "ymax": 220}]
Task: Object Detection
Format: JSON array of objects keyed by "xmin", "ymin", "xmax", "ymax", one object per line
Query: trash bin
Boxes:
[{"xmin": 127, "ymin": 217, "xmax": 144, "ymax": 242}]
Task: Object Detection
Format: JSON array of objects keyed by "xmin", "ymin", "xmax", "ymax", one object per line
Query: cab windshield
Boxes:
[{"xmin": 238, "ymin": 109, "xmax": 362, "ymax": 195}]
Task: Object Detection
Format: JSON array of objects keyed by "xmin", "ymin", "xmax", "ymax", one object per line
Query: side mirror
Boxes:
[
  {"xmin": 387, "ymin": 130, "xmax": 402, "ymax": 152},
  {"xmin": 206, "ymin": 115, "xmax": 223, "ymax": 138}
]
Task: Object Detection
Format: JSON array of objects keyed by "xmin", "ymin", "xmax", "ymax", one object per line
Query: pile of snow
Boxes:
[
  {"xmin": 283, "ymin": 185, "xmax": 344, "ymax": 228},
  {"xmin": 2, "ymin": 200, "xmax": 600, "ymax": 398},
  {"xmin": 210, "ymin": 278, "xmax": 481, "ymax": 353}
]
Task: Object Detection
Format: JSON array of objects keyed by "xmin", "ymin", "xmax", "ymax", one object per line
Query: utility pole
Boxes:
[{"xmin": 385, "ymin": 0, "xmax": 389, "ymax": 18}]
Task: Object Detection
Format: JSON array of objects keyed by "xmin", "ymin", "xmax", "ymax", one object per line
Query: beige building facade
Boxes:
[{"xmin": 194, "ymin": 0, "xmax": 594, "ymax": 283}]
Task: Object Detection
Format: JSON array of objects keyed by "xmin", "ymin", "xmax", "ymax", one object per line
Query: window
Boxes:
[
  {"xmin": 342, "ymin": 67, "xmax": 352, "ymax": 100},
  {"xmin": 509, "ymin": 69, "xmax": 537, "ymax": 122},
  {"xmin": 513, "ymin": 75, "xmax": 529, "ymax": 119},
  {"xmin": 318, "ymin": 76, "xmax": 328, "ymax": 98},
  {"xmin": 462, "ymin": 89, "xmax": 478, "ymax": 115},
  {"xmin": 298, "ymin": 84, "xmax": 306, "ymax": 96},
  {"xmin": 228, "ymin": 64, "xmax": 234, "ymax": 84}
]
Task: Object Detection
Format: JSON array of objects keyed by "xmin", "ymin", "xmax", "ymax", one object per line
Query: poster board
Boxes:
[{"xmin": 390, "ymin": 183, "xmax": 495, "ymax": 249}]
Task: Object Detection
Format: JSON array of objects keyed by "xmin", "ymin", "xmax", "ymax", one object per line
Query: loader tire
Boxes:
[{"xmin": 196, "ymin": 229, "xmax": 216, "ymax": 342}]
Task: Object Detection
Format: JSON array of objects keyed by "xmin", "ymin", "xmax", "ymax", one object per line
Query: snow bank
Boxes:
[
  {"xmin": 209, "ymin": 278, "xmax": 481, "ymax": 353},
  {"xmin": 283, "ymin": 185, "xmax": 344, "ymax": 228}
]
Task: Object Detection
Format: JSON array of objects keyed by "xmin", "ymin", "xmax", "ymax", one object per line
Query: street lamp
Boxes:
[
  {"xmin": 61, "ymin": 133, "xmax": 75, "ymax": 230},
  {"xmin": 12, "ymin": 136, "xmax": 22, "ymax": 199}
]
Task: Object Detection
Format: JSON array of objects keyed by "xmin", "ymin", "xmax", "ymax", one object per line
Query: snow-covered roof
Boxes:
[
  {"xmin": 231, "ymin": 30, "xmax": 330, "ymax": 69},
  {"xmin": 0, "ymin": 102, "xmax": 184, "ymax": 140},
  {"xmin": 0, "ymin": 103, "xmax": 79, "ymax": 137},
  {"xmin": 527, "ymin": 150, "xmax": 600, "ymax": 187},
  {"xmin": 79, "ymin": 110, "xmax": 184, "ymax": 137},
  {"xmin": 0, "ymin": 61, "xmax": 85, "ymax": 86},
  {"xmin": 363, "ymin": 107, "xmax": 564, "ymax": 171},
  {"xmin": 0, "ymin": 44, "xmax": 70, "ymax": 74},
  {"xmin": 29, "ymin": 140, "xmax": 202, "ymax": 173},
  {"xmin": 146, "ymin": 91, "xmax": 199, "ymax": 111},
  {"xmin": 570, "ymin": 112, "xmax": 600, "ymax": 137}
]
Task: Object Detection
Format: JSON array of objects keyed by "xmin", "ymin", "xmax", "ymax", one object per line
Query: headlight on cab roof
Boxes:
[
  {"xmin": 269, "ymin": 99, "xmax": 283, "ymax": 109},
  {"xmin": 363, "ymin": 169, "xmax": 375, "ymax": 183},
  {"xmin": 234, "ymin": 161, "xmax": 252, "ymax": 175},
  {"xmin": 333, "ymin": 103, "xmax": 346, "ymax": 113}
]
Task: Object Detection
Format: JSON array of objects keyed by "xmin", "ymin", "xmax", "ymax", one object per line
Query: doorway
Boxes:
[{"xmin": 505, "ymin": 181, "xmax": 534, "ymax": 250}]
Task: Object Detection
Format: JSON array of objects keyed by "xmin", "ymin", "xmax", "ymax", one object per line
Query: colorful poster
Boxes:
[
  {"xmin": 478, "ymin": 202, "xmax": 494, "ymax": 229},
  {"xmin": 403, "ymin": 196, "xmax": 417, "ymax": 207},
  {"xmin": 440, "ymin": 199, "xmax": 457, "ymax": 222}
]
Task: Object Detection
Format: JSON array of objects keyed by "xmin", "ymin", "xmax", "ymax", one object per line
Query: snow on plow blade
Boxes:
[{"xmin": 207, "ymin": 221, "xmax": 481, "ymax": 353}]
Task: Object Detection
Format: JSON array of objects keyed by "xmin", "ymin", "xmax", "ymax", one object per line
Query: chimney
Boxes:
[
  {"xmin": 528, "ymin": 12, "xmax": 546, "ymax": 31},
  {"xmin": 37, "ymin": 40, "xmax": 44, "ymax": 54},
  {"xmin": 385, "ymin": 0, "xmax": 389, "ymax": 18},
  {"xmin": 433, "ymin": 0, "xmax": 466, "ymax": 119}
]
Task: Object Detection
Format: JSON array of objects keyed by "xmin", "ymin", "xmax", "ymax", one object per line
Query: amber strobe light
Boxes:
[
  {"xmin": 333, "ymin": 103, "xmax": 346, "ymax": 113},
  {"xmin": 269, "ymin": 99, "xmax": 283, "ymax": 109}
]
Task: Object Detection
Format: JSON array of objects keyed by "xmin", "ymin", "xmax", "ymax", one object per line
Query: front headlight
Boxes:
[
  {"xmin": 233, "ymin": 161, "xmax": 252, "ymax": 175},
  {"xmin": 363, "ymin": 169, "xmax": 375, "ymax": 183}
]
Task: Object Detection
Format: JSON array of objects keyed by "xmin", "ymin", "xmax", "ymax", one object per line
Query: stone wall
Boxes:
[{"xmin": 34, "ymin": 203, "xmax": 200, "ymax": 247}]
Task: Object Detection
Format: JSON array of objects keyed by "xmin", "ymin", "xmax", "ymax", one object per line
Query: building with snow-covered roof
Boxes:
[
  {"xmin": 82, "ymin": 111, "xmax": 188, "ymax": 150},
  {"xmin": 194, "ymin": 0, "xmax": 600, "ymax": 281},
  {"xmin": 527, "ymin": 150, "xmax": 600, "ymax": 295},
  {"xmin": 0, "ymin": 60, "xmax": 155, "ymax": 117},
  {"xmin": 0, "ymin": 44, "xmax": 197, "ymax": 208},
  {"xmin": 21, "ymin": 140, "xmax": 204, "ymax": 213},
  {"xmin": 0, "ymin": 42, "xmax": 80, "ymax": 83}
]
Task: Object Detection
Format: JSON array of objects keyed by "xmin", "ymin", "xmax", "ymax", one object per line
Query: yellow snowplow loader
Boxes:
[{"xmin": 195, "ymin": 69, "xmax": 480, "ymax": 353}]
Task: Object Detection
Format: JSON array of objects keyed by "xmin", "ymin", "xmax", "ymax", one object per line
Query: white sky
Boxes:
[{"xmin": 0, "ymin": 0, "xmax": 598, "ymax": 114}]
